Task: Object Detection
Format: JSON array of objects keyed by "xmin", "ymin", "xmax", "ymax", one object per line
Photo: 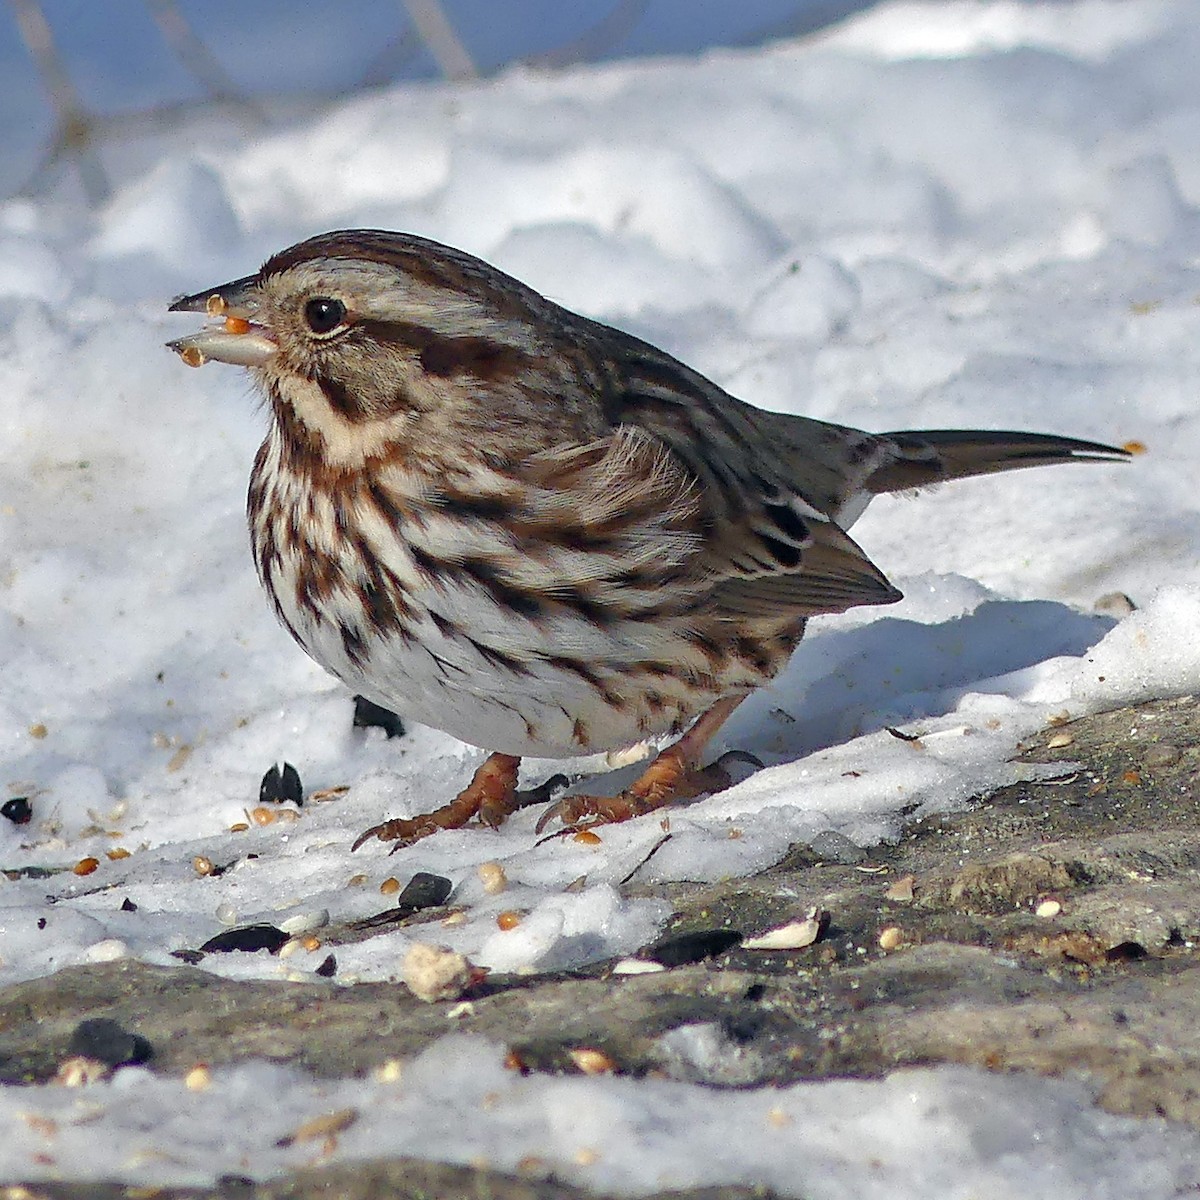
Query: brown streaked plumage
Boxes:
[{"xmin": 167, "ymin": 229, "xmax": 1130, "ymax": 848}]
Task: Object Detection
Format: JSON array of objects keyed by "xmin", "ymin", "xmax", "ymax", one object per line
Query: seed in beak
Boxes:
[
  {"xmin": 180, "ymin": 346, "xmax": 206, "ymax": 368},
  {"xmin": 205, "ymin": 293, "xmax": 228, "ymax": 317}
]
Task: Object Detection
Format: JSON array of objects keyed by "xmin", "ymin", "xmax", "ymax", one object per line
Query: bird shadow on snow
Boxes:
[{"xmin": 720, "ymin": 599, "xmax": 1114, "ymax": 769}]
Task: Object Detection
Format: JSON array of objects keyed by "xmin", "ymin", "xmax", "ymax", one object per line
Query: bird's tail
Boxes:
[{"xmin": 866, "ymin": 429, "xmax": 1132, "ymax": 495}]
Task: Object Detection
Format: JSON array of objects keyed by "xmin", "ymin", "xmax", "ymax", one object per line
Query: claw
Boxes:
[
  {"xmin": 532, "ymin": 744, "xmax": 762, "ymax": 835},
  {"xmin": 351, "ymin": 752, "xmax": 521, "ymax": 851}
]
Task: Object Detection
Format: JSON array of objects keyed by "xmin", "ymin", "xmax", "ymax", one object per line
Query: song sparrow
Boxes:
[{"xmin": 168, "ymin": 229, "xmax": 1129, "ymax": 849}]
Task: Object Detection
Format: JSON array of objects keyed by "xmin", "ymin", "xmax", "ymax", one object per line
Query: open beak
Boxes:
[{"xmin": 166, "ymin": 274, "xmax": 277, "ymax": 368}]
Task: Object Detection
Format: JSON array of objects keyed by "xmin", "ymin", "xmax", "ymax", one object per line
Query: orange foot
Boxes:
[
  {"xmin": 534, "ymin": 747, "xmax": 760, "ymax": 835},
  {"xmin": 351, "ymin": 752, "xmax": 522, "ymax": 851}
]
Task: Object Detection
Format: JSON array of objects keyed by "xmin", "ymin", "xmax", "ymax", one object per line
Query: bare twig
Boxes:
[
  {"xmin": 8, "ymin": 0, "xmax": 110, "ymax": 202},
  {"xmin": 142, "ymin": 0, "xmax": 244, "ymax": 103},
  {"xmin": 523, "ymin": 0, "xmax": 650, "ymax": 70},
  {"xmin": 399, "ymin": 0, "xmax": 478, "ymax": 80}
]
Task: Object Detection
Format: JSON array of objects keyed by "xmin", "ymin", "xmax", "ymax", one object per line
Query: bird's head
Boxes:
[{"xmin": 168, "ymin": 230, "xmax": 568, "ymax": 463}]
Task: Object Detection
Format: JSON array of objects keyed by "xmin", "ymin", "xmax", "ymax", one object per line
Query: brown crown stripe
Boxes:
[{"xmin": 260, "ymin": 230, "xmax": 545, "ymax": 322}]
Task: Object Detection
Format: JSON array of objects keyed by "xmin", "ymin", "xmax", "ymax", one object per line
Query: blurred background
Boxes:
[{"xmin": 4, "ymin": 0, "xmax": 898, "ymax": 204}]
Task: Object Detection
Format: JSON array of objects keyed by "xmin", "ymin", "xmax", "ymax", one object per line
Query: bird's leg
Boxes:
[
  {"xmin": 352, "ymin": 752, "xmax": 521, "ymax": 851},
  {"xmin": 535, "ymin": 695, "xmax": 752, "ymax": 834}
]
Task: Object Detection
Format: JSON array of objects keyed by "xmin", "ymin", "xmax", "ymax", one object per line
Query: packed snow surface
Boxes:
[{"xmin": 3, "ymin": 0, "xmax": 1200, "ymax": 1194}]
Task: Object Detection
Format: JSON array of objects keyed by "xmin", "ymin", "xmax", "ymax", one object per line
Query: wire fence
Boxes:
[{"xmin": 5, "ymin": 0, "xmax": 868, "ymax": 204}]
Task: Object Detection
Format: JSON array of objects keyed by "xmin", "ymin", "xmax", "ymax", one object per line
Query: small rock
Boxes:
[
  {"xmin": 395, "ymin": 871, "xmax": 453, "ymax": 915},
  {"xmin": 1143, "ymin": 744, "xmax": 1181, "ymax": 769},
  {"xmin": 68, "ymin": 1018, "xmax": 152, "ymax": 1067},
  {"xmin": 199, "ymin": 924, "xmax": 289, "ymax": 955},
  {"xmin": 808, "ymin": 829, "xmax": 867, "ymax": 865}
]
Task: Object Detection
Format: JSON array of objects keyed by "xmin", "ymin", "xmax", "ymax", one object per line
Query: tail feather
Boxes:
[{"xmin": 867, "ymin": 429, "xmax": 1131, "ymax": 495}]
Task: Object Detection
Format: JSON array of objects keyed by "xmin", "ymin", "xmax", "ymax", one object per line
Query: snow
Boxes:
[{"xmin": 3, "ymin": 0, "xmax": 1200, "ymax": 1193}]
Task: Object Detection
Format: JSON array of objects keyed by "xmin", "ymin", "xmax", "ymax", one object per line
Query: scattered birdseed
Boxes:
[
  {"xmin": 379, "ymin": 877, "xmax": 401, "ymax": 895},
  {"xmin": 276, "ymin": 1108, "xmax": 358, "ymax": 1148},
  {"xmin": 193, "ymin": 855, "xmax": 215, "ymax": 876},
  {"xmin": 56, "ymin": 1056, "xmax": 108, "ymax": 1087},
  {"xmin": 402, "ymin": 942, "xmax": 474, "ymax": 1002},
  {"xmin": 166, "ymin": 744, "xmax": 192, "ymax": 772},
  {"xmin": 73, "ymin": 857, "xmax": 99, "ymax": 876},
  {"xmin": 28, "ymin": 723, "xmax": 47, "ymax": 739},
  {"xmin": 1094, "ymin": 592, "xmax": 1137, "ymax": 618},
  {"xmin": 346, "ymin": 873, "xmax": 368, "ymax": 887},
  {"xmin": 301, "ymin": 935, "xmax": 322, "ymax": 952},
  {"xmin": 572, "ymin": 829, "xmax": 602, "ymax": 845},
  {"xmin": 21, "ymin": 1113, "xmax": 58, "ymax": 1139},
  {"xmin": 1, "ymin": 796, "xmax": 32, "ymax": 824},
  {"xmin": 568, "ymin": 1048, "xmax": 615, "ymax": 1075},
  {"xmin": 184, "ymin": 1064, "xmax": 212, "ymax": 1091},
  {"xmin": 441, "ymin": 911, "xmax": 468, "ymax": 927},
  {"xmin": 478, "ymin": 861, "xmax": 508, "ymax": 894},
  {"xmin": 373, "ymin": 1059, "xmax": 403, "ymax": 1083},
  {"xmin": 885, "ymin": 875, "xmax": 916, "ymax": 902},
  {"xmin": 496, "ymin": 910, "xmax": 522, "ymax": 930},
  {"xmin": 310, "ymin": 785, "xmax": 350, "ymax": 802},
  {"xmin": 259, "ymin": 762, "xmax": 303, "ymax": 805},
  {"xmin": 743, "ymin": 909, "xmax": 827, "ymax": 951},
  {"xmin": 249, "ymin": 806, "xmax": 277, "ymax": 826},
  {"xmin": 1035, "ymin": 898, "xmax": 1063, "ymax": 919},
  {"xmin": 878, "ymin": 926, "xmax": 905, "ymax": 951},
  {"xmin": 1046, "ymin": 732, "xmax": 1074, "ymax": 749},
  {"xmin": 575, "ymin": 1148, "xmax": 600, "ymax": 1166},
  {"xmin": 610, "ymin": 958, "xmax": 666, "ymax": 975},
  {"xmin": 280, "ymin": 909, "xmax": 329, "ymax": 935},
  {"xmin": 105, "ymin": 847, "xmax": 131, "ymax": 861},
  {"xmin": 228, "ymin": 821, "xmax": 250, "ymax": 832}
]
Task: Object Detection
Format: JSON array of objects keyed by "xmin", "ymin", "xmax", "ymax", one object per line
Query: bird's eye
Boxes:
[{"xmin": 303, "ymin": 296, "xmax": 347, "ymax": 336}]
